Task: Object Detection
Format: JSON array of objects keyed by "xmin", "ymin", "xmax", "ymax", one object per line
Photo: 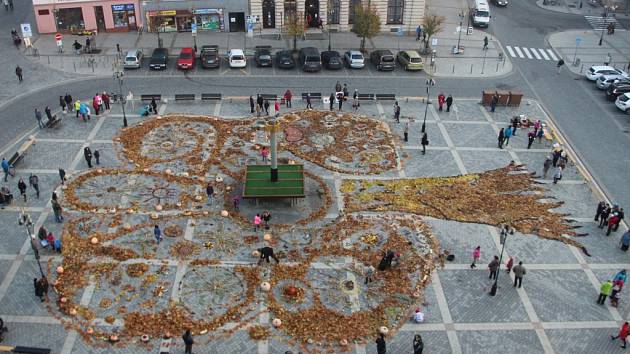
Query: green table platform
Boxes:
[{"xmin": 243, "ymin": 164, "xmax": 305, "ymax": 198}]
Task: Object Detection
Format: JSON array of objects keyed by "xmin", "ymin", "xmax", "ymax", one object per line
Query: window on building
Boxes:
[
  {"xmin": 387, "ymin": 0, "xmax": 404, "ymax": 24},
  {"xmin": 284, "ymin": 0, "xmax": 297, "ymax": 21},
  {"xmin": 348, "ymin": 0, "xmax": 361, "ymax": 24},
  {"xmin": 38, "ymin": 9, "xmax": 50, "ymax": 15},
  {"xmin": 328, "ymin": 0, "xmax": 340, "ymax": 24}
]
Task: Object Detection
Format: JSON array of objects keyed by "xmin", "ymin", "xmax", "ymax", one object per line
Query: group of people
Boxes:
[
  {"xmin": 253, "ymin": 211, "xmax": 272, "ymax": 231},
  {"xmin": 598, "ymin": 270, "xmax": 626, "ymax": 309},
  {"xmin": 83, "ymin": 147, "xmax": 101, "ymax": 168},
  {"xmin": 437, "ymin": 93, "xmax": 454, "ymax": 112},
  {"xmin": 470, "ymin": 226, "xmax": 528, "ymax": 288},
  {"xmin": 595, "ymin": 201, "xmax": 625, "ymax": 237},
  {"xmin": 58, "ymin": 92, "xmax": 111, "ymax": 122},
  {"xmin": 251, "ymin": 94, "xmax": 281, "ymax": 117}
]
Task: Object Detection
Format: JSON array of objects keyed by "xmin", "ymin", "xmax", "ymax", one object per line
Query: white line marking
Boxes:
[
  {"xmin": 546, "ymin": 49, "xmax": 559, "ymax": 61},
  {"xmin": 522, "ymin": 47, "xmax": 533, "ymax": 59},
  {"xmin": 539, "ymin": 49, "xmax": 550, "ymax": 61},
  {"xmin": 506, "ymin": 46, "xmax": 516, "ymax": 58},
  {"xmin": 530, "ymin": 48, "xmax": 542, "ymax": 60}
]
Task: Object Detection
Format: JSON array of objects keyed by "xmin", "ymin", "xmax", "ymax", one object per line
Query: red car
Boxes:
[{"xmin": 177, "ymin": 47, "xmax": 195, "ymax": 70}]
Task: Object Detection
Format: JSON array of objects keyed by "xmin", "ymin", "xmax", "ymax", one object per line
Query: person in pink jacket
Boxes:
[
  {"xmin": 471, "ymin": 246, "xmax": 481, "ymax": 269},
  {"xmin": 254, "ymin": 213, "xmax": 262, "ymax": 232}
]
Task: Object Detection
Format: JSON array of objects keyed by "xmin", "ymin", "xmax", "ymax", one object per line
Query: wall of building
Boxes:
[{"xmin": 141, "ymin": 0, "xmax": 249, "ymax": 32}]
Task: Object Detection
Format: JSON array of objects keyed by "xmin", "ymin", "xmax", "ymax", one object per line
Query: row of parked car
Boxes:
[
  {"xmin": 123, "ymin": 46, "xmax": 424, "ymax": 72},
  {"xmin": 586, "ymin": 65, "xmax": 630, "ymax": 113}
]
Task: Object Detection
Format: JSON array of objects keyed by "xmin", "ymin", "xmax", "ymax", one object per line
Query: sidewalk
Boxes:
[
  {"xmin": 548, "ymin": 29, "xmax": 630, "ymax": 75},
  {"xmin": 25, "ymin": 0, "xmax": 511, "ymax": 79},
  {"xmin": 536, "ymin": 0, "xmax": 630, "ymax": 16}
]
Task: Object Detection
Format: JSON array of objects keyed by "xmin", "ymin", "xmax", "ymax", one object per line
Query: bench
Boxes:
[
  {"xmin": 260, "ymin": 94, "xmax": 277, "ymax": 101},
  {"xmin": 43, "ymin": 115, "xmax": 62, "ymax": 129},
  {"xmin": 140, "ymin": 94, "xmax": 161, "ymax": 101},
  {"xmin": 175, "ymin": 94, "xmax": 195, "ymax": 101},
  {"xmin": 376, "ymin": 93, "xmax": 396, "ymax": 101},
  {"xmin": 8, "ymin": 138, "xmax": 35, "ymax": 167},
  {"xmin": 357, "ymin": 93, "xmax": 375, "ymax": 101},
  {"xmin": 301, "ymin": 93, "xmax": 322, "ymax": 100},
  {"xmin": 201, "ymin": 93, "xmax": 222, "ymax": 101}
]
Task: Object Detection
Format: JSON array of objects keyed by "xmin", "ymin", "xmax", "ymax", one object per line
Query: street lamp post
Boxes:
[
  {"xmin": 421, "ymin": 78, "xmax": 435, "ymax": 133},
  {"xmin": 18, "ymin": 207, "xmax": 45, "ymax": 278},
  {"xmin": 455, "ymin": 12, "xmax": 464, "ymax": 54},
  {"xmin": 113, "ymin": 59, "xmax": 128, "ymax": 127},
  {"xmin": 489, "ymin": 226, "xmax": 508, "ymax": 296},
  {"xmin": 599, "ymin": 5, "xmax": 617, "ymax": 46}
]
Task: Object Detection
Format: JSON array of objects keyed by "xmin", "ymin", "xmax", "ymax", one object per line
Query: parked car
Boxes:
[
  {"xmin": 177, "ymin": 47, "xmax": 195, "ymax": 70},
  {"xmin": 371, "ymin": 49, "xmax": 396, "ymax": 71},
  {"xmin": 606, "ymin": 84, "xmax": 630, "ymax": 101},
  {"xmin": 254, "ymin": 46, "xmax": 273, "ymax": 67},
  {"xmin": 321, "ymin": 51, "xmax": 343, "ymax": 70},
  {"xmin": 275, "ymin": 50, "xmax": 296, "ymax": 69},
  {"xmin": 397, "ymin": 50, "xmax": 423, "ymax": 71},
  {"xmin": 149, "ymin": 48, "xmax": 168, "ymax": 70},
  {"xmin": 228, "ymin": 49, "xmax": 247, "ymax": 68},
  {"xmin": 200, "ymin": 45, "xmax": 220, "ymax": 69},
  {"xmin": 123, "ymin": 49, "xmax": 143, "ymax": 69},
  {"xmin": 299, "ymin": 47, "xmax": 322, "ymax": 72},
  {"xmin": 596, "ymin": 74, "xmax": 628, "ymax": 90},
  {"xmin": 586, "ymin": 65, "xmax": 629, "ymax": 81},
  {"xmin": 344, "ymin": 50, "xmax": 365, "ymax": 69},
  {"xmin": 492, "ymin": 0, "xmax": 508, "ymax": 6},
  {"xmin": 615, "ymin": 92, "xmax": 630, "ymax": 112}
]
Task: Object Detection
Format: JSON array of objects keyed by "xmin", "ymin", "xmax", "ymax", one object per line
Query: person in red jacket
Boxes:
[
  {"xmin": 92, "ymin": 95, "xmax": 100, "ymax": 116},
  {"xmin": 612, "ymin": 322, "xmax": 630, "ymax": 348},
  {"xmin": 607, "ymin": 213, "xmax": 620, "ymax": 236},
  {"xmin": 437, "ymin": 93, "xmax": 445, "ymax": 112},
  {"xmin": 284, "ymin": 89, "xmax": 292, "ymax": 108}
]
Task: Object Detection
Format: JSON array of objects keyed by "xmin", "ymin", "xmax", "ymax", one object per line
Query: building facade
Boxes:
[
  {"xmin": 33, "ymin": 0, "xmax": 143, "ymax": 34},
  {"xmin": 249, "ymin": 0, "xmax": 425, "ymax": 33},
  {"xmin": 140, "ymin": 0, "xmax": 249, "ymax": 33}
]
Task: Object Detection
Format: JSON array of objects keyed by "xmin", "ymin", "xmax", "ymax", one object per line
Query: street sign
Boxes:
[
  {"xmin": 432, "ymin": 37, "xmax": 438, "ymax": 46},
  {"xmin": 21, "ymin": 23, "xmax": 32, "ymax": 38},
  {"xmin": 396, "ymin": 27, "xmax": 404, "ymax": 36},
  {"xmin": 191, "ymin": 23, "xmax": 197, "ymax": 35},
  {"xmin": 55, "ymin": 33, "xmax": 62, "ymax": 41},
  {"xmin": 576, "ymin": 37, "xmax": 582, "ymax": 45},
  {"xmin": 56, "ymin": 40, "xmax": 63, "ymax": 47}
]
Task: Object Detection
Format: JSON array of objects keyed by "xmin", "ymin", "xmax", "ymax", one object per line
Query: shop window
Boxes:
[
  {"xmin": 348, "ymin": 0, "xmax": 361, "ymax": 24},
  {"xmin": 38, "ymin": 9, "xmax": 50, "ymax": 15},
  {"xmin": 56, "ymin": 7, "xmax": 85, "ymax": 31},
  {"xmin": 387, "ymin": 0, "xmax": 404, "ymax": 24},
  {"xmin": 327, "ymin": 0, "xmax": 339, "ymax": 24}
]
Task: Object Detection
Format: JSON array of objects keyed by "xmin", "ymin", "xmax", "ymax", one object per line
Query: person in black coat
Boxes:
[
  {"xmin": 17, "ymin": 178, "xmax": 27, "ymax": 202},
  {"xmin": 249, "ymin": 95, "xmax": 255, "ymax": 114},
  {"xmin": 445, "ymin": 95, "xmax": 453, "ymax": 112},
  {"xmin": 182, "ymin": 329, "xmax": 193, "ymax": 354},
  {"xmin": 413, "ymin": 334, "xmax": 424, "ymax": 354},
  {"xmin": 84, "ymin": 147, "xmax": 93, "ymax": 168},
  {"xmin": 329, "ymin": 93, "xmax": 335, "ymax": 111},
  {"xmin": 258, "ymin": 246, "xmax": 280, "ymax": 264},
  {"xmin": 595, "ymin": 201, "xmax": 606, "ymax": 222},
  {"xmin": 376, "ymin": 333, "xmax": 386, "ymax": 354}
]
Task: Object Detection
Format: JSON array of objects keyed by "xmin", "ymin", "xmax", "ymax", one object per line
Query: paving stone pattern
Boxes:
[{"xmin": 0, "ymin": 98, "xmax": 627, "ymax": 353}]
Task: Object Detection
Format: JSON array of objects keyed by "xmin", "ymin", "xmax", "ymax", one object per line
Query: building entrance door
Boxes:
[
  {"xmin": 305, "ymin": 0, "xmax": 319, "ymax": 27},
  {"xmin": 94, "ymin": 6, "xmax": 106, "ymax": 31},
  {"xmin": 262, "ymin": 0, "xmax": 275, "ymax": 28},
  {"xmin": 228, "ymin": 12, "xmax": 245, "ymax": 32}
]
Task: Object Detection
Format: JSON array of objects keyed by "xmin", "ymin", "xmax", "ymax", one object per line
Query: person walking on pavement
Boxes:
[
  {"xmin": 483, "ymin": 36, "xmax": 488, "ymax": 50},
  {"xmin": 394, "ymin": 101, "xmax": 401, "ymax": 123},
  {"xmin": 553, "ymin": 166, "xmax": 563, "ymax": 184},
  {"xmin": 150, "ymin": 97, "xmax": 158, "ymax": 115},
  {"xmin": 284, "ymin": 89, "xmax": 292, "ymax": 108},
  {"xmin": 35, "ymin": 109, "xmax": 44, "ymax": 128},
  {"xmin": 2, "ymin": 157, "xmax": 14, "ymax": 182},
  {"xmin": 527, "ymin": 130, "xmax": 536, "ymax": 149},
  {"xmin": 504, "ymin": 126, "xmax": 513, "ymax": 146},
  {"xmin": 154, "ymin": 225, "xmax": 162, "ymax": 245},
  {"xmin": 612, "ymin": 322, "xmax": 630, "ymax": 349},
  {"xmin": 421, "ymin": 132, "xmax": 429, "ymax": 155},
  {"xmin": 490, "ymin": 93, "xmax": 499, "ymax": 112},
  {"xmin": 59, "ymin": 96, "xmax": 66, "ymax": 113},
  {"xmin": 83, "ymin": 147, "xmax": 93, "ymax": 168},
  {"xmin": 488, "ymin": 255, "xmax": 500, "ymax": 280},
  {"xmin": 52, "ymin": 198, "xmax": 63, "ymax": 222},
  {"xmin": 3, "ymin": 0, "xmax": 8, "ymax": 11},
  {"xmin": 182, "ymin": 329, "xmax": 194, "ymax": 354},
  {"xmin": 404, "ymin": 121, "xmax": 409, "ymax": 142},
  {"xmin": 58, "ymin": 167, "xmax": 66, "ymax": 184},
  {"xmin": 329, "ymin": 93, "xmax": 335, "ymax": 111},
  {"xmin": 17, "ymin": 178, "xmax": 27, "ymax": 202},
  {"xmin": 34, "ymin": 278, "xmax": 46, "ymax": 302},
  {"xmin": 306, "ymin": 93, "xmax": 313, "ymax": 109},
  {"xmin": 542, "ymin": 156, "xmax": 552, "ymax": 178},
  {"xmin": 45, "ymin": 106, "xmax": 53, "ymax": 123},
  {"xmin": 28, "ymin": 174, "xmax": 39, "ymax": 199},
  {"xmin": 556, "ymin": 58, "xmax": 565, "ymax": 74},
  {"xmin": 497, "ymin": 128, "xmax": 505, "ymax": 149},
  {"xmin": 513, "ymin": 261, "xmax": 526, "ymax": 288},
  {"xmin": 337, "ymin": 92, "xmax": 344, "ymax": 111},
  {"xmin": 604, "ymin": 53, "xmax": 612, "ymax": 66},
  {"xmin": 437, "ymin": 92, "xmax": 445, "ymax": 112},
  {"xmin": 416, "ymin": 25, "xmax": 422, "ymax": 41},
  {"xmin": 364, "ymin": 263, "xmax": 375, "ymax": 284},
  {"xmin": 614, "ymin": 208, "xmax": 625, "ymax": 231},
  {"xmin": 274, "ymin": 99, "xmax": 280, "ymax": 116},
  {"xmin": 64, "ymin": 94, "xmax": 73, "ymax": 112},
  {"xmin": 206, "ymin": 183, "xmax": 214, "ymax": 205},
  {"xmin": 249, "ymin": 95, "xmax": 255, "ymax": 114},
  {"xmin": 413, "ymin": 334, "xmax": 424, "ymax": 354},
  {"xmin": 471, "ymin": 246, "xmax": 481, "ymax": 269},
  {"xmin": 511, "ymin": 117, "xmax": 519, "ymax": 136},
  {"xmin": 446, "ymin": 94, "xmax": 453, "ymax": 112},
  {"xmin": 598, "ymin": 279, "xmax": 613, "ymax": 305},
  {"xmin": 254, "ymin": 213, "xmax": 262, "ymax": 232},
  {"xmin": 376, "ymin": 333, "xmax": 386, "ymax": 354},
  {"xmin": 506, "ymin": 256, "xmax": 514, "ymax": 274},
  {"xmin": 15, "ymin": 65, "xmax": 23, "ymax": 83},
  {"xmin": 74, "ymin": 100, "xmax": 81, "ymax": 118},
  {"xmin": 264, "ymin": 99, "xmax": 270, "ymax": 115},
  {"xmin": 102, "ymin": 92, "xmax": 110, "ymax": 110},
  {"xmin": 93, "ymin": 150, "xmax": 100, "ymax": 165}
]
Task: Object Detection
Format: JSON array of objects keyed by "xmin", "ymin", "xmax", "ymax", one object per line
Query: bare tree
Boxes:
[
  {"xmin": 351, "ymin": 4, "xmax": 381, "ymax": 52},
  {"xmin": 422, "ymin": 13, "xmax": 445, "ymax": 51},
  {"xmin": 285, "ymin": 12, "xmax": 306, "ymax": 51}
]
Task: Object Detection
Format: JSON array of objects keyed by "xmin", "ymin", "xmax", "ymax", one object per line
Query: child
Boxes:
[
  {"xmin": 471, "ymin": 246, "xmax": 481, "ymax": 269},
  {"xmin": 254, "ymin": 214, "xmax": 262, "ymax": 232},
  {"xmin": 506, "ymin": 256, "xmax": 514, "ymax": 273},
  {"xmin": 412, "ymin": 308, "xmax": 425, "ymax": 323}
]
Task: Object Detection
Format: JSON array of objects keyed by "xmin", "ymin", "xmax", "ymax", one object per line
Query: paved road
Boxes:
[{"xmin": 487, "ymin": 0, "xmax": 630, "ymax": 208}]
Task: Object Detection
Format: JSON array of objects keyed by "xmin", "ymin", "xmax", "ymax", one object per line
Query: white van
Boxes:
[{"xmin": 470, "ymin": 0, "xmax": 490, "ymax": 28}]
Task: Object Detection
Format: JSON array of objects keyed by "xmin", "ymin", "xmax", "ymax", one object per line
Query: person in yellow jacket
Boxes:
[
  {"xmin": 598, "ymin": 280, "xmax": 613, "ymax": 305},
  {"xmin": 74, "ymin": 100, "xmax": 81, "ymax": 118}
]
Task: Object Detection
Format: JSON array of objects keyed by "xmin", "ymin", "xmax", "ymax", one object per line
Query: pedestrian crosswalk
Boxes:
[
  {"xmin": 505, "ymin": 46, "xmax": 559, "ymax": 61},
  {"xmin": 584, "ymin": 15, "xmax": 626, "ymax": 31}
]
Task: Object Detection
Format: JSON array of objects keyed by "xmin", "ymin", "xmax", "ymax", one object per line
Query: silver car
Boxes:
[
  {"xmin": 344, "ymin": 50, "xmax": 365, "ymax": 69},
  {"xmin": 596, "ymin": 74, "xmax": 629, "ymax": 90},
  {"xmin": 123, "ymin": 49, "xmax": 143, "ymax": 69}
]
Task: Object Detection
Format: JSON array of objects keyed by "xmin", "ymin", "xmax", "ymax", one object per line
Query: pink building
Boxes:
[{"xmin": 33, "ymin": 0, "xmax": 143, "ymax": 34}]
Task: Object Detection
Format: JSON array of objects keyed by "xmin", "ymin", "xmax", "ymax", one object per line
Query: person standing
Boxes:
[
  {"xmin": 92, "ymin": 95, "xmax": 100, "ymax": 116},
  {"xmin": 490, "ymin": 93, "xmax": 499, "ymax": 112},
  {"xmin": 58, "ymin": 167, "xmax": 66, "ymax": 184},
  {"xmin": 513, "ymin": 261, "xmax": 526, "ymax": 288},
  {"xmin": 15, "ymin": 66, "xmax": 23, "ymax": 83},
  {"xmin": 93, "ymin": 150, "xmax": 100, "ymax": 165},
  {"xmin": 416, "ymin": 25, "xmax": 422, "ymax": 41},
  {"xmin": 2, "ymin": 157, "xmax": 14, "ymax": 182},
  {"xmin": 421, "ymin": 132, "xmax": 429, "ymax": 155},
  {"xmin": 35, "ymin": 109, "xmax": 44, "ymax": 129},
  {"xmin": 3, "ymin": 0, "xmax": 8, "ymax": 11},
  {"xmin": 274, "ymin": 99, "xmax": 280, "ymax": 116},
  {"xmin": 471, "ymin": 246, "xmax": 481, "ymax": 269},
  {"xmin": 413, "ymin": 334, "xmax": 424, "ymax": 354},
  {"xmin": 542, "ymin": 156, "xmax": 552, "ymax": 178},
  {"xmin": 376, "ymin": 333, "xmax": 386, "ymax": 354},
  {"xmin": 254, "ymin": 213, "xmax": 262, "ymax": 232},
  {"xmin": 83, "ymin": 147, "xmax": 93, "ymax": 168},
  {"xmin": 598, "ymin": 279, "xmax": 613, "ymax": 305},
  {"xmin": 52, "ymin": 198, "xmax": 63, "ymax": 222},
  {"xmin": 527, "ymin": 130, "xmax": 536, "ymax": 149},
  {"xmin": 64, "ymin": 94, "xmax": 73, "ymax": 112},
  {"xmin": 261, "ymin": 146, "xmax": 269, "ymax": 162},
  {"xmin": 499, "ymin": 225, "xmax": 509, "ymax": 245},
  {"xmin": 17, "ymin": 178, "xmax": 27, "ymax": 202},
  {"xmin": 614, "ymin": 270, "xmax": 627, "ymax": 289},
  {"xmin": 182, "ymin": 329, "xmax": 194, "ymax": 354},
  {"xmin": 506, "ymin": 256, "xmax": 514, "ymax": 274},
  {"xmin": 306, "ymin": 93, "xmax": 313, "ymax": 109},
  {"xmin": 607, "ymin": 213, "xmax": 620, "ymax": 236},
  {"xmin": 329, "ymin": 93, "xmax": 335, "ymax": 111},
  {"xmin": 154, "ymin": 225, "xmax": 162, "ymax": 245},
  {"xmin": 261, "ymin": 210, "xmax": 271, "ymax": 229},
  {"xmin": 599, "ymin": 204, "xmax": 612, "ymax": 228},
  {"xmin": 620, "ymin": 231, "xmax": 630, "ymax": 251},
  {"xmin": 28, "ymin": 174, "xmax": 39, "ymax": 199},
  {"xmin": 206, "ymin": 183, "xmax": 214, "ymax": 205},
  {"xmin": 233, "ymin": 195, "xmax": 240, "ymax": 211},
  {"xmin": 611, "ymin": 322, "xmax": 630, "ymax": 349},
  {"xmin": 102, "ymin": 92, "xmax": 110, "ymax": 110},
  {"xmin": 59, "ymin": 96, "xmax": 66, "ymax": 113},
  {"xmin": 393, "ymin": 101, "xmax": 401, "ymax": 123},
  {"xmin": 337, "ymin": 92, "xmax": 344, "ymax": 111},
  {"xmin": 257, "ymin": 94, "xmax": 263, "ymax": 111},
  {"xmin": 446, "ymin": 95, "xmax": 453, "ymax": 112},
  {"xmin": 437, "ymin": 93, "xmax": 445, "ymax": 112},
  {"xmin": 284, "ymin": 89, "xmax": 292, "ymax": 108},
  {"xmin": 483, "ymin": 36, "xmax": 488, "ymax": 50},
  {"xmin": 150, "ymin": 97, "xmax": 158, "ymax": 115},
  {"xmin": 497, "ymin": 128, "xmax": 505, "ymax": 149},
  {"xmin": 249, "ymin": 95, "xmax": 255, "ymax": 114},
  {"xmin": 404, "ymin": 121, "xmax": 409, "ymax": 142},
  {"xmin": 352, "ymin": 90, "xmax": 360, "ymax": 111},
  {"xmin": 556, "ymin": 58, "xmax": 565, "ymax": 74},
  {"xmin": 74, "ymin": 100, "xmax": 81, "ymax": 118},
  {"xmin": 488, "ymin": 255, "xmax": 500, "ymax": 280},
  {"xmin": 553, "ymin": 166, "xmax": 563, "ymax": 184},
  {"xmin": 604, "ymin": 53, "xmax": 612, "ymax": 66},
  {"xmin": 364, "ymin": 263, "xmax": 375, "ymax": 284},
  {"xmin": 34, "ymin": 278, "xmax": 46, "ymax": 302},
  {"xmin": 504, "ymin": 126, "xmax": 513, "ymax": 146},
  {"xmin": 614, "ymin": 208, "xmax": 624, "ymax": 231},
  {"xmin": 264, "ymin": 99, "xmax": 270, "ymax": 115}
]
